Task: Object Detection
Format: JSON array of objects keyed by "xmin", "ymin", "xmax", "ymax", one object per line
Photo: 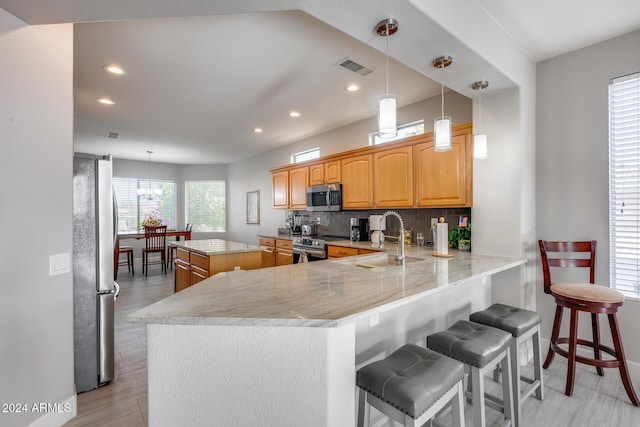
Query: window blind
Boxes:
[
  {"xmin": 185, "ymin": 181, "xmax": 226, "ymax": 232},
  {"xmin": 609, "ymin": 72, "xmax": 640, "ymax": 297},
  {"xmin": 113, "ymin": 177, "xmax": 176, "ymax": 232}
]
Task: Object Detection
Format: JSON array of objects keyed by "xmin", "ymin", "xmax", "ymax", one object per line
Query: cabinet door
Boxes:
[
  {"xmin": 373, "ymin": 146, "xmax": 414, "ymax": 208},
  {"xmin": 175, "ymin": 260, "xmax": 191, "ymax": 292},
  {"xmin": 309, "ymin": 163, "xmax": 324, "ymax": 186},
  {"xmin": 190, "ymin": 265, "xmax": 208, "ymax": 285},
  {"xmin": 414, "ymin": 134, "xmax": 471, "ymax": 207},
  {"xmin": 289, "ymin": 166, "xmax": 309, "ymax": 210},
  {"xmin": 327, "ymin": 245, "xmax": 358, "ymax": 258},
  {"xmin": 276, "ymin": 250, "xmax": 293, "ymax": 266},
  {"xmin": 341, "ymin": 154, "xmax": 373, "ymax": 209},
  {"xmin": 324, "ymin": 160, "xmax": 341, "ymax": 183},
  {"xmin": 272, "ymin": 170, "xmax": 289, "ymax": 209}
]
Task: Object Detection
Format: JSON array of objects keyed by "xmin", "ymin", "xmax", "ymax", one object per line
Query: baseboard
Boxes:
[
  {"xmin": 27, "ymin": 393, "xmax": 77, "ymax": 427},
  {"xmin": 539, "ymin": 337, "xmax": 640, "ymax": 382}
]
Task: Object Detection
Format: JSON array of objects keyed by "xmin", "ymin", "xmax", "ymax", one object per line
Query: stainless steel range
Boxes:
[{"xmin": 292, "ymin": 236, "xmax": 327, "ymax": 262}]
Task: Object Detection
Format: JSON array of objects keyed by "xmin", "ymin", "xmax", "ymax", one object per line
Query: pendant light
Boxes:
[
  {"xmin": 375, "ymin": 18, "xmax": 398, "ymax": 138},
  {"xmin": 433, "ymin": 56, "xmax": 453, "ymax": 151},
  {"xmin": 137, "ymin": 151, "xmax": 162, "ymax": 200},
  {"xmin": 472, "ymin": 80, "xmax": 489, "ymax": 159}
]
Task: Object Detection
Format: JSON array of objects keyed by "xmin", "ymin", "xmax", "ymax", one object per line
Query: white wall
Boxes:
[
  {"xmin": 0, "ymin": 12, "xmax": 76, "ymax": 427},
  {"xmin": 226, "ymin": 93, "xmax": 472, "ymax": 245},
  {"xmin": 536, "ymin": 30, "xmax": 640, "ymax": 364}
]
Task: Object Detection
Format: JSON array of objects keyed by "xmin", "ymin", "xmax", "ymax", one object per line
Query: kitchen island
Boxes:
[
  {"xmin": 130, "ymin": 245, "xmax": 525, "ymax": 426},
  {"xmin": 169, "ymin": 239, "xmax": 262, "ymax": 292}
]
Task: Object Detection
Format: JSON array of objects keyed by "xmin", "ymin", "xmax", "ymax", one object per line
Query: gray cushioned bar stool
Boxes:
[
  {"xmin": 470, "ymin": 304, "xmax": 544, "ymax": 427},
  {"xmin": 356, "ymin": 343, "xmax": 466, "ymax": 427},
  {"xmin": 427, "ymin": 320, "xmax": 514, "ymax": 427}
]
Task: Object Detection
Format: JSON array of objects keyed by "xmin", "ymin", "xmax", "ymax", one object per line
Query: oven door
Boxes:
[{"xmin": 292, "ymin": 247, "xmax": 326, "ymax": 263}]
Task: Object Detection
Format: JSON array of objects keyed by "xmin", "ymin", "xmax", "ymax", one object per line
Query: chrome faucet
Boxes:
[{"xmin": 379, "ymin": 211, "xmax": 406, "ymax": 263}]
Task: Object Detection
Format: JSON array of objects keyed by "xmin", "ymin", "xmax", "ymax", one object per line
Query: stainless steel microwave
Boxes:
[{"xmin": 306, "ymin": 183, "xmax": 342, "ymax": 212}]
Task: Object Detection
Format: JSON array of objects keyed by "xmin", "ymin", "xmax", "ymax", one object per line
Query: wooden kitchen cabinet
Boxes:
[
  {"xmin": 324, "ymin": 160, "xmax": 341, "ymax": 183},
  {"xmin": 173, "ymin": 244, "xmax": 262, "ymax": 292},
  {"xmin": 341, "ymin": 154, "xmax": 373, "ymax": 209},
  {"xmin": 275, "ymin": 239, "xmax": 293, "ymax": 265},
  {"xmin": 260, "ymin": 237, "xmax": 293, "ymax": 266},
  {"xmin": 327, "ymin": 245, "xmax": 359, "ymax": 258},
  {"xmin": 309, "ymin": 160, "xmax": 341, "ymax": 185},
  {"xmin": 288, "ymin": 166, "xmax": 308, "ymax": 210},
  {"xmin": 272, "ymin": 170, "xmax": 289, "ymax": 209},
  {"xmin": 414, "ymin": 132, "xmax": 472, "ymax": 207},
  {"xmin": 373, "ymin": 146, "xmax": 413, "ymax": 208}
]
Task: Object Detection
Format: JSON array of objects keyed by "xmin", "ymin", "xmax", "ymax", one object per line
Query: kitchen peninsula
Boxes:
[
  {"xmin": 130, "ymin": 245, "xmax": 525, "ymax": 426},
  {"xmin": 170, "ymin": 239, "xmax": 262, "ymax": 291}
]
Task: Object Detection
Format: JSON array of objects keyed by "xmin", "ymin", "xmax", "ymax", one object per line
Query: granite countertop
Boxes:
[
  {"xmin": 168, "ymin": 239, "xmax": 261, "ymax": 256},
  {"xmin": 129, "ymin": 244, "xmax": 526, "ymax": 328}
]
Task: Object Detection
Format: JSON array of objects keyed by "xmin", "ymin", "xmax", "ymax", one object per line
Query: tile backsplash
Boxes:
[{"xmin": 290, "ymin": 208, "xmax": 471, "ymax": 243}]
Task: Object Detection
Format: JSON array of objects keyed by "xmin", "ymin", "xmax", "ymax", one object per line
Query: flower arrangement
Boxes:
[
  {"xmin": 141, "ymin": 203, "xmax": 168, "ymax": 227},
  {"xmin": 141, "ymin": 215, "xmax": 163, "ymax": 227}
]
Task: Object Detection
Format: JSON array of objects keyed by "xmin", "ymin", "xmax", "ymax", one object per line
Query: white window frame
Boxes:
[
  {"xmin": 369, "ymin": 120, "xmax": 425, "ymax": 145},
  {"xmin": 290, "ymin": 147, "xmax": 320, "ymax": 164},
  {"xmin": 609, "ymin": 71, "xmax": 640, "ymax": 299}
]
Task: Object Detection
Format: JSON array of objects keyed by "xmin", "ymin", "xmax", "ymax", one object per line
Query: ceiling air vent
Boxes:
[
  {"xmin": 105, "ymin": 132, "xmax": 119, "ymax": 139},
  {"xmin": 337, "ymin": 58, "xmax": 372, "ymax": 76}
]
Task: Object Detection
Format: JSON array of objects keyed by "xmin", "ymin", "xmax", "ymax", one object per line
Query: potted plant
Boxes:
[{"xmin": 448, "ymin": 224, "xmax": 471, "ymax": 250}]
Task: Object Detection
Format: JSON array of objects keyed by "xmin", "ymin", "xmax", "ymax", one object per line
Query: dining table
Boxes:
[{"xmin": 114, "ymin": 229, "xmax": 192, "ymax": 279}]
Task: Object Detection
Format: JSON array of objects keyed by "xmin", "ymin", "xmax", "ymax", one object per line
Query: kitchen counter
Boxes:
[
  {"xmin": 131, "ymin": 246, "xmax": 525, "ymax": 426},
  {"xmin": 168, "ymin": 238, "xmax": 260, "ymax": 256}
]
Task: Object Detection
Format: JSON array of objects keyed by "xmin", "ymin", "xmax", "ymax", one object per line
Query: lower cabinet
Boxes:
[
  {"xmin": 174, "ymin": 246, "xmax": 262, "ymax": 292},
  {"xmin": 327, "ymin": 245, "xmax": 381, "ymax": 259},
  {"xmin": 260, "ymin": 237, "xmax": 293, "ymax": 266}
]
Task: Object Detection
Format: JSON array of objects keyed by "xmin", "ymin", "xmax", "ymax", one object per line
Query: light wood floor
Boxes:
[{"xmin": 63, "ymin": 267, "xmax": 640, "ymax": 426}]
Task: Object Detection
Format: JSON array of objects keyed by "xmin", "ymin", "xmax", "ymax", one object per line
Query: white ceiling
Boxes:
[{"xmin": 2, "ymin": 0, "xmax": 640, "ymax": 164}]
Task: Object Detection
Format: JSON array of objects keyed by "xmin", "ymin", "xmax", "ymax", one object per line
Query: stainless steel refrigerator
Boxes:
[{"xmin": 72, "ymin": 153, "xmax": 119, "ymax": 393}]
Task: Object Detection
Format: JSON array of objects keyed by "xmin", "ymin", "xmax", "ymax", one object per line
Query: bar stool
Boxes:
[
  {"xmin": 470, "ymin": 304, "xmax": 544, "ymax": 426},
  {"xmin": 539, "ymin": 240, "xmax": 639, "ymax": 405},
  {"xmin": 117, "ymin": 245, "xmax": 134, "ymax": 275},
  {"xmin": 356, "ymin": 343, "xmax": 465, "ymax": 427},
  {"xmin": 427, "ymin": 320, "xmax": 514, "ymax": 427}
]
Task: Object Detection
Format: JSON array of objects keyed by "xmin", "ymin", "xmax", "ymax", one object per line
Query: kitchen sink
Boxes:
[{"xmin": 332, "ymin": 253, "xmax": 425, "ymax": 269}]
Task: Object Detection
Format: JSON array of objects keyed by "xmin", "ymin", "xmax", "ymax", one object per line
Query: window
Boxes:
[
  {"xmin": 185, "ymin": 181, "xmax": 226, "ymax": 232},
  {"xmin": 291, "ymin": 147, "xmax": 320, "ymax": 164},
  {"xmin": 113, "ymin": 177, "xmax": 176, "ymax": 232},
  {"xmin": 369, "ymin": 120, "xmax": 425, "ymax": 145},
  {"xmin": 609, "ymin": 71, "xmax": 640, "ymax": 298}
]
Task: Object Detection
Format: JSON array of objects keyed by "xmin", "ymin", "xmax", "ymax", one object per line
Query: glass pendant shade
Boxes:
[
  {"xmin": 473, "ymin": 134, "xmax": 488, "ymax": 159},
  {"xmin": 378, "ymin": 95, "xmax": 397, "ymax": 138},
  {"xmin": 434, "ymin": 116, "xmax": 452, "ymax": 151}
]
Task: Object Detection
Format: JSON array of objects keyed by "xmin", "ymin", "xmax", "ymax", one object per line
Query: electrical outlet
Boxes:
[
  {"xmin": 316, "ymin": 217, "xmax": 321, "ymax": 224},
  {"xmin": 431, "ymin": 218, "xmax": 438, "ymax": 229}
]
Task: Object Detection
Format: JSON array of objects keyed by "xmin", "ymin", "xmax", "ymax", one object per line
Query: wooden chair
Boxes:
[
  {"xmin": 539, "ymin": 240, "xmax": 639, "ymax": 405},
  {"xmin": 143, "ymin": 225, "xmax": 167, "ymax": 276},
  {"xmin": 167, "ymin": 223, "xmax": 192, "ymax": 270},
  {"xmin": 117, "ymin": 245, "xmax": 134, "ymax": 275}
]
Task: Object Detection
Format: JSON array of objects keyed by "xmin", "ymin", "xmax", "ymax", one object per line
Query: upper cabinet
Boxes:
[
  {"xmin": 309, "ymin": 160, "xmax": 341, "ymax": 186},
  {"xmin": 270, "ymin": 122, "xmax": 472, "ymax": 210},
  {"xmin": 414, "ymin": 130, "xmax": 472, "ymax": 207},
  {"xmin": 373, "ymin": 146, "xmax": 414, "ymax": 208},
  {"xmin": 288, "ymin": 166, "xmax": 308, "ymax": 210},
  {"xmin": 341, "ymin": 154, "xmax": 373, "ymax": 209},
  {"xmin": 271, "ymin": 166, "xmax": 308, "ymax": 210}
]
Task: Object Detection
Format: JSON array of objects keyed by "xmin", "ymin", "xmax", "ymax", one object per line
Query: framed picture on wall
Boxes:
[{"xmin": 246, "ymin": 190, "xmax": 260, "ymax": 224}]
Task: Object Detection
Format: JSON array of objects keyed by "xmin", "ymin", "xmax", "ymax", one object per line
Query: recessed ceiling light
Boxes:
[
  {"xmin": 103, "ymin": 64, "xmax": 126, "ymax": 75},
  {"xmin": 289, "ymin": 111, "xmax": 301, "ymax": 118},
  {"xmin": 253, "ymin": 128, "xmax": 263, "ymax": 133},
  {"xmin": 345, "ymin": 84, "xmax": 360, "ymax": 92},
  {"xmin": 97, "ymin": 97, "xmax": 115, "ymax": 105}
]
